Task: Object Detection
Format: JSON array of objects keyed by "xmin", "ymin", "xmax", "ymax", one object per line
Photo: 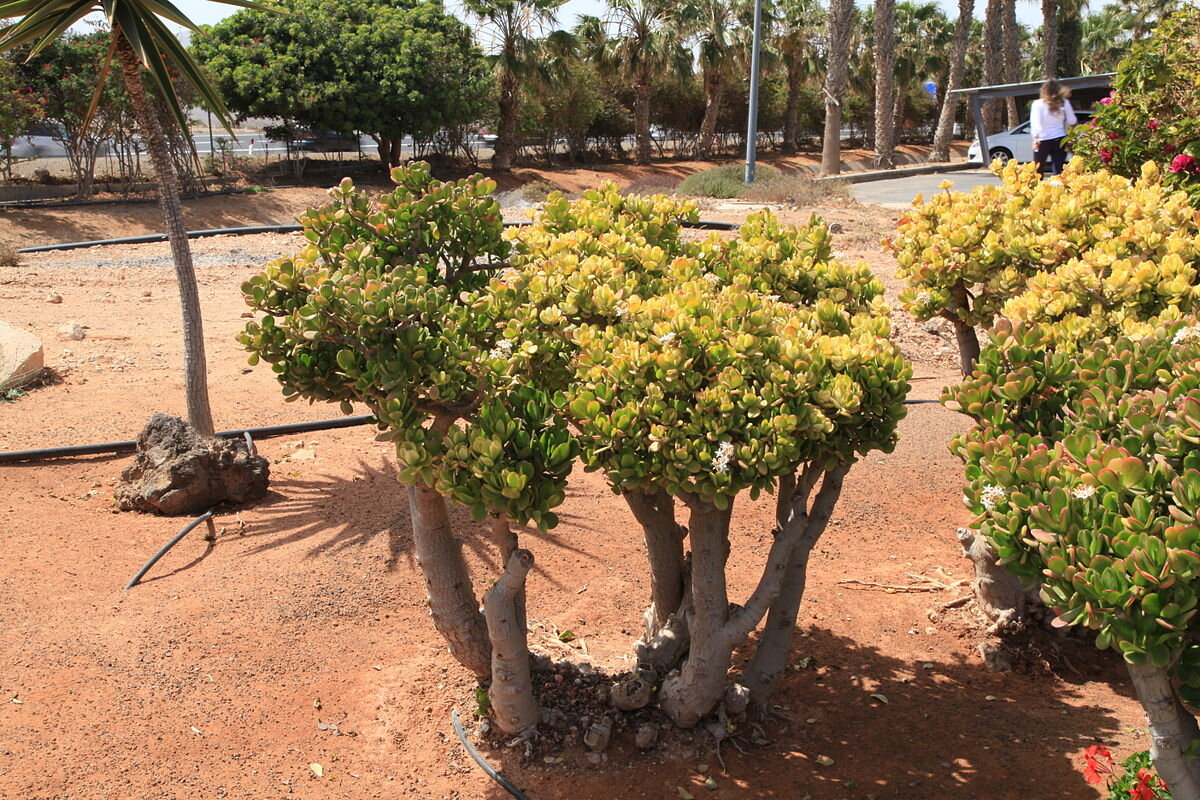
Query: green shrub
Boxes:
[{"xmin": 677, "ymin": 162, "xmax": 781, "ymax": 198}]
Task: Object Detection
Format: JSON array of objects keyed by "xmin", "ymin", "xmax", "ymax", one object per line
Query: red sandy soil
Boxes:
[{"xmin": 0, "ymin": 168, "xmax": 1144, "ymax": 800}]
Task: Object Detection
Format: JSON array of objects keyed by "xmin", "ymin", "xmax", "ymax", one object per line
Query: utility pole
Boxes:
[{"xmin": 744, "ymin": 0, "xmax": 764, "ymax": 184}]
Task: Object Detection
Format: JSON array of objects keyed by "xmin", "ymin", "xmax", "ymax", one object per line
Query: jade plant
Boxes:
[
  {"xmin": 240, "ymin": 163, "xmax": 577, "ymax": 736},
  {"xmin": 946, "ymin": 319, "xmax": 1200, "ymax": 798},
  {"xmin": 888, "ymin": 160, "xmax": 1200, "ymax": 373}
]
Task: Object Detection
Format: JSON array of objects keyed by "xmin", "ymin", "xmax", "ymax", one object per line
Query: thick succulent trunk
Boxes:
[
  {"xmin": 782, "ymin": 61, "xmax": 802, "ymax": 155},
  {"xmin": 634, "ymin": 79, "xmax": 652, "ymax": 166},
  {"xmin": 658, "ymin": 501, "xmax": 734, "ymax": 728},
  {"xmin": 930, "ymin": 0, "xmax": 974, "ymax": 162},
  {"xmin": 947, "ymin": 281, "xmax": 980, "ymax": 376},
  {"xmin": 1126, "ymin": 661, "xmax": 1200, "ymax": 799},
  {"xmin": 872, "ymin": 0, "xmax": 897, "ymax": 169},
  {"xmin": 490, "ymin": 513, "xmax": 525, "ymax": 633},
  {"xmin": 484, "ymin": 549, "xmax": 539, "ymax": 736},
  {"xmin": 820, "ymin": 0, "xmax": 854, "ymax": 176},
  {"xmin": 957, "ymin": 528, "xmax": 1026, "ymax": 633},
  {"xmin": 493, "ymin": 69, "xmax": 519, "ymax": 172},
  {"xmin": 697, "ymin": 74, "xmax": 724, "ymax": 159},
  {"xmin": 983, "ymin": 0, "xmax": 1005, "ymax": 133},
  {"xmin": 624, "ymin": 489, "xmax": 686, "ymax": 636},
  {"xmin": 408, "ymin": 483, "xmax": 491, "ymax": 679},
  {"xmin": 114, "ymin": 28, "xmax": 214, "ymax": 437},
  {"xmin": 743, "ymin": 466, "xmax": 848, "ymax": 708}
]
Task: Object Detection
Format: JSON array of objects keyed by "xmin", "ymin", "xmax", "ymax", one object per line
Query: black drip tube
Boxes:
[
  {"xmin": 17, "ymin": 219, "xmax": 738, "ymax": 254},
  {"xmin": 124, "ymin": 509, "xmax": 214, "ymax": 589},
  {"xmin": 451, "ymin": 709, "xmax": 533, "ymax": 800},
  {"xmin": 0, "ymin": 415, "xmax": 377, "ymax": 464}
]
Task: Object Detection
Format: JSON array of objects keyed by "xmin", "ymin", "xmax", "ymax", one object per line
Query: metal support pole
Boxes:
[
  {"xmin": 744, "ymin": 0, "xmax": 764, "ymax": 184},
  {"xmin": 971, "ymin": 94, "xmax": 989, "ymax": 164}
]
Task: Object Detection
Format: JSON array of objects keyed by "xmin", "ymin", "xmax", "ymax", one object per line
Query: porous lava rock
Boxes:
[{"xmin": 115, "ymin": 414, "xmax": 269, "ymax": 515}]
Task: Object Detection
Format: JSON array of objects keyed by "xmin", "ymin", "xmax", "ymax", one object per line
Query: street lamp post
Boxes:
[{"xmin": 744, "ymin": 0, "xmax": 764, "ymax": 184}]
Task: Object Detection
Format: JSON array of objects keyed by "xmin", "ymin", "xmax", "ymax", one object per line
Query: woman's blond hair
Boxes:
[{"xmin": 1040, "ymin": 79, "xmax": 1070, "ymax": 112}]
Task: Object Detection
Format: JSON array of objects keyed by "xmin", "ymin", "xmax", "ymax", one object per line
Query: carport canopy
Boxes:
[{"xmin": 952, "ymin": 73, "xmax": 1115, "ymax": 162}]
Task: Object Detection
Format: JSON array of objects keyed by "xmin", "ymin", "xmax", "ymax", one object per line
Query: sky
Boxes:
[{"xmin": 169, "ymin": 0, "xmax": 1045, "ymax": 33}]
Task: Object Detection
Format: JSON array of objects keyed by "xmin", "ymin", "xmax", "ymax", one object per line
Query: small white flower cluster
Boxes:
[
  {"xmin": 489, "ymin": 338, "xmax": 514, "ymax": 359},
  {"xmin": 915, "ymin": 291, "xmax": 932, "ymax": 306},
  {"xmin": 765, "ymin": 295, "xmax": 780, "ymax": 303},
  {"xmin": 703, "ymin": 272, "xmax": 722, "ymax": 286},
  {"xmin": 712, "ymin": 441, "xmax": 735, "ymax": 474},
  {"xmin": 614, "ymin": 302, "xmax": 629, "ymax": 319},
  {"xmin": 1072, "ymin": 484, "xmax": 1096, "ymax": 500},
  {"xmin": 979, "ymin": 484, "xmax": 1006, "ymax": 510},
  {"xmin": 658, "ymin": 331, "xmax": 677, "ymax": 345},
  {"xmin": 1172, "ymin": 325, "xmax": 1200, "ymax": 346},
  {"xmin": 500, "ymin": 267, "xmax": 520, "ymax": 283}
]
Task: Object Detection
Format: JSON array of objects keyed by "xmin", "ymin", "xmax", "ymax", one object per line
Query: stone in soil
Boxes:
[
  {"xmin": 0, "ymin": 319, "xmax": 44, "ymax": 391},
  {"xmin": 57, "ymin": 321, "xmax": 86, "ymax": 341},
  {"xmin": 114, "ymin": 413, "xmax": 270, "ymax": 515}
]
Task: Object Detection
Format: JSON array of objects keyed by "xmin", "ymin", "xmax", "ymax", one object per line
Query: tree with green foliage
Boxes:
[
  {"xmin": 773, "ymin": 0, "xmax": 824, "ymax": 154},
  {"xmin": 193, "ymin": 0, "xmax": 493, "ymax": 168},
  {"xmin": 1, "ymin": 0, "xmax": 276, "ymax": 438},
  {"xmin": 0, "ymin": 55, "xmax": 39, "ymax": 181},
  {"xmin": 819, "ymin": 0, "xmax": 854, "ymax": 175},
  {"xmin": 464, "ymin": 0, "xmax": 570, "ymax": 171}
]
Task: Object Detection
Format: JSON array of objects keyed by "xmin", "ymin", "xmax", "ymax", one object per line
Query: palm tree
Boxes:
[
  {"xmin": 930, "ymin": 0, "xmax": 974, "ymax": 161},
  {"xmin": 1002, "ymin": 0, "xmax": 1019, "ymax": 126},
  {"xmin": 983, "ymin": 0, "xmax": 1004, "ymax": 130},
  {"xmin": 1080, "ymin": 4, "xmax": 1132, "ymax": 73},
  {"xmin": 820, "ymin": 0, "xmax": 854, "ymax": 174},
  {"xmin": 873, "ymin": 0, "xmax": 896, "ymax": 168},
  {"xmin": 0, "ymin": 0, "xmax": 267, "ymax": 438},
  {"xmin": 683, "ymin": 0, "xmax": 742, "ymax": 158},
  {"xmin": 578, "ymin": 0, "xmax": 689, "ymax": 165},
  {"xmin": 1042, "ymin": 0, "xmax": 1058, "ymax": 77},
  {"xmin": 892, "ymin": 2, "xmax": 951, "ymax": 145},
  {"xmin": 466, "ymin": 0, "xmax": 569, "ymax": 172},
  {"xmin": 775, "ymin": 0, "xmax": 825, "ymax": 154}
]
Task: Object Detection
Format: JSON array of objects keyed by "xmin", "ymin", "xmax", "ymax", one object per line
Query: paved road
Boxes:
[{"xmin": 852, "ymin": 168, "xmax": 1000, "ymax": 208}]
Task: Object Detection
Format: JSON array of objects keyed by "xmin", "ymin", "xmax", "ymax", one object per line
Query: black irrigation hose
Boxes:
[
  {"xmin": 0, "ymin": 414, "xmax": 377, "ymax": 464},
  {"xmin": 123, "ymin": 509, "xmax": 214, "ymax": 590},
  {"xmin": 0, "ymin": 187, "xmax": 256, "ymax": 212},
  {"xmin": 17, "ymin": 219, "xmax": 739, "ymax": 253},
  {"xmin": 451, "ymin": 709, "xmax": 533, "ymax": 800}
]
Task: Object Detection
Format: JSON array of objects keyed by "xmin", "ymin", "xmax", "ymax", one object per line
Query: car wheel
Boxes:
[{"xmin": 989, "ymin": 147, "xmax": 1013, "ymax": 164}]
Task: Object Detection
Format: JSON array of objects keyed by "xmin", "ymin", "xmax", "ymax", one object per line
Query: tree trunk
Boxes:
[
  {"xmin": 744, "ymin": 466, "xmax": 848, "ymax": 708},
  {"xmin": 873, "ymin": 0, "xmax": 897, "ymax": 169},
  {"xmin": 930, "ymin": 0, "xmax": 974, "ymax": 162},
  {"xmin": 624, "ymin": 489, "xmax": 686, "ymax": 636},
  {"xmin": 892, "ymin": 86, "xmax": 905, "ymax": 147},
  {"xmin": 782, "ymin": 60, "xmax": 802, "ymax": 155},
  {"xmin": 1055, "ymin": 8, "xmax": 1082, "ymax": 78},
  {"xmin": 376, "ymin": 136, "xmax": 392, "ymax": 170},
  {"xmin": 634, "ymin": 79, "xmax": 652, "ymax": 166},
  {"xmin": 948, "ymin": 281, "xmax": 980, "ymax": 375},
  {"xmin": 408, "ymin": 484, "xmax": 491, "ymax": 680},
  {"xmin": 490, "ymin": 513, "xmax": 525, "ymax": 634},
  {"xmin": 820, "ymin": 0, "xmax": 854, "ymax": 176},
  {"xmin": 983, "ymin": 0, "xmax": 1005, "ymax": 134},
  {"xmin": 114, "ymin": 28, "xmax": 214, "ymax": 437},
  {"xmin": 493, "ymin": 69, "xmax": 519, "ymax": 172},
  {"xmin": 697, "ymin": 74, "xmax": 724, "ymax": 159},
  {"xmin": 1126, "ymin": 661, "xmax": 1200, "ymax": 799},
  {"xmin": 1003, "ymin": 0, "xmax": 1020, "ymax": 127},
  {"xmin": 658, "ymin": 500, "xmax": 734, "ymax": 728},
  {"xmin": 1042, "ymin": 0, "xmax": 1059, "ymax": 79},
  {"xmin": 484, "ymin": 549, "xmax": 539, "ymax": 736},
  {"xmin": 957, "ymin": 527, "xmax": 1026, "ymax": 632}
]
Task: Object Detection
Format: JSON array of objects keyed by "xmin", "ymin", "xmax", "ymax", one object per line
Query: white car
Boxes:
[
  {"xmin": 967, "ymin": 110, "xmax": 1094, "ymax": 164},
  {"xmin": 4, "ymin": 124, "xmax": 69, "ymax": 158}
]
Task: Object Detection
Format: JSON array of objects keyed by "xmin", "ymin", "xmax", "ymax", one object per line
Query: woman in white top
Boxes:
[{"xmin": 1030, "ymin": 79, "xmax": 1078, "ymax": 176}]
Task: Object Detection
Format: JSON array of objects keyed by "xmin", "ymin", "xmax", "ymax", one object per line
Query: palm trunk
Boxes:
[
  {"xmin": 634, "ymin": 78, "xmax": 652, "ymax": 165},
  {"xmin": 114, "ymin": 27, "xmax": 214, "ymax": 437},
  {"xmin": 1042, "ymin": 0, "xmax": 1059, "ymax": 79},
  {"xmin": 493, "ymin": 69, "xmax": 519, "ymax": 172},
  {"xmin": 697, "ymin": 73, "xmax": 724, "ymax": 159},
  {"xmin": 983, "ymin": 0, "xmax": 1004, "ymax": 133},
  {"xmin": 484, "ymin": 549, "xmax": 539, "ymax": 736},
  {"xmin": 1003, "ymin": 0, "xmax": 1020, "ymax": 127},
  {"xmin": 820, "ymin": 0, "xmax": 854, "ymax": 176},
  {"xmin": 1126, "ymin": 661, "xmax": 1200, "ymax": 799},
  {"xmin": 930, "ymin": 0, "xmax": 974, "ymax": 161},
  {"xmin": 408, "ymin": 483, "xmax": 492, "ymax": 680},
  {"xmin": 873, "ymin": 0, "xmax": 897, "ymax": 169},
  {"xmin": 782, "ymin": 60, "xmax": 802, "ymax": 154}
]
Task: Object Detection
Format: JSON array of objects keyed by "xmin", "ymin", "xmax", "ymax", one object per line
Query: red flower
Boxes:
[
  {"xmin": 1108, "ymin": 132, "xmax": 1121, "ymax": 140},
  {"xmin": 1129, "ymin": 767, "xmax": 1165, "ymax": 799},
  {"xmin": 1100, "ymin": 96, "xmax": 1114, "ymax": 106},
  {"xmin": 1100, "ymin": 149, "xmax": 1114, "ymax": 164},
  {"xmin": 1082, "ymin": 744, "xmax": 1115, "ymax": 784},
  {"xmin": 1148, "ymin": 119, "xmax": 1160, "ymax": 131},
  {"xmin": 1170, "ymin": 153, "xmax": 1197, "ymax": 173}
]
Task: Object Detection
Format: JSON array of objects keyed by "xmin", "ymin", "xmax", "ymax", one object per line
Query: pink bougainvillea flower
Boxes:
[
  {"xmin": 1166, "ymin": 143, "xmax": 1177, "ymax": 154},
  {"xmin": 1148, "ymin": 119, "xmax": 1160, "ymax": 130},
  {"xmin": 1108, "ymin": 132, "xmax": 1121, "ymax": 140},
  {"xmin": 1100, "ymin": 149, "xmax": 1114, "ymax": 164},
  {"xmin": 1100, "ymin": 97, "xmax": 1113, "ymax": 105},
  {"xmin": 1170, "ymin": 153, "xmax": 1196, "ymax": 173}
]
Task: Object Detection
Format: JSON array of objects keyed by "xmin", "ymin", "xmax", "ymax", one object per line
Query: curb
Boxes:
[{"xmin": 814, "ymin": 161, "xmax": 976, "ymax": 185}]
